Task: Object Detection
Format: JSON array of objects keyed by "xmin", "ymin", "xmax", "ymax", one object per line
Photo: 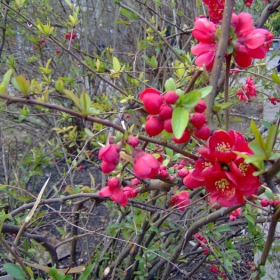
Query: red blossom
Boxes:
[
  {"xmin": 194, "ymin": 99, "xmax": 207, "ymax": 113},
  {"xmin": 55, "ymin": 49, "xmax": 61, "ymax": 54},
  {"xmin": 164, "ymin": 118, "xmax": 173, "ymax": 133},
  {"xmin": 99, "ymin": 186, "xmax": 128, "ymax": 206},
  {"xmin": 183, "ymin": 171, "xmax": 204, "ymax": 189},
  {"xmin": 190, "ymin": 113, "xmax": 207, "ymax": 128},
  {"xmin": 123, "ymin": 186, "xmax": 138, "ymax": 198},
  {"xmin": 170, "ymin": 191, "xmax": 190, "ymax": 211},
  {"xmin": 65, "ymin": 32, "xmax": 77, "ymax": 40},
  {"xmin": 236, "ymin": 77, "xmax": 257, "ymax": 102},
  {"xmin": 192, "ymin": 17, "xmax": 217, "ymax": 43},
  {"xmin": 128, "ymin": 136, "xmax": 140, "ymax": 148},
  {"xmin": 98, "ymin": 144, "xmax": 120, "ymax": 164},
  {"xmin": 159, "ymin": 104, "xmax": 173, "ymax": 119},
  {"xmin": 194, "ymin": 124, "xmax": 211, "ymax": 140},
  {"xmin": 133, "ymin": 149, "xmax": 160, "ymax": 179},
  {"xmin": 229, "ymin": 208, "xmax": 242, "ymax": 221}
]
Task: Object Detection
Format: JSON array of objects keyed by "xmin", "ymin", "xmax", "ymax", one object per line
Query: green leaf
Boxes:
[
  {"xmin": 245, "ymin": 214, "xmax": 255, "ymax": 225},
  {"xmin": 271, "ymin": 72, "xmax": 280, "ymax": 84},
  {"xmin": 172, "ymin": 107, "xmax": 189, "ymax": 139},
  {"xmin": 199, "ymin": 86, "xmax": 212, "ymax": 98},
  {"xmin": 1, "ymin": 69, "xmax": 14, "ymax": 89},
  {"xmin": 112, "ymin": 57, "xmax": 121, "ymax": 72},
  {"xmin": 64, "ymin": 89, "xmax": 81, "ymax": 110},
  {"xmin": 3, "ymin": 263, "xmax": 27, "ymax": 280},
  {"xmin": 266, "ymin": 124, "xmax": 277, "ymax": 154},
  {"xmin": 165, "ymin": 78, "xmax": 176, "ymax": 92},
  {"xmin": 12, "ymin": 75, "xmax": 29, "ymax": 97},
  {"xmin": 120, "ymin": 7, "xmax": 138, "ymax": 20},
  {"xmin": 264, "ymin": 188, "xmax": 274, "ymax": 200},
  {"xmin": 150, "ymin": 55, "xmax": 158, "ymax": 67},
  {"xmin": 80, "ymin": 92, "xmax": 91, "ymax": 116},
  {"xmin": 249, "ymin": 142, "xmax": 266, "ymax": 156},
  {"xmin": 181, "ymin": 90, "xmax": 201, "ymax": 108},
  {"xmin": 250, "ymin": 120, "xmax": 266, "ymax": 153},
  {"xmin": 244, "ymin": 154, "xmax": 266, "ymax": 164}
]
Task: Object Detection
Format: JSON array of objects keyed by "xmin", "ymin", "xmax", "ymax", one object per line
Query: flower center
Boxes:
[
  {"xmin": 239, "ymin": 162, "xmax": 248, "ymax": 176},
  {"xmin": 203, "ymin": 161, "xmax": 212, "ymax": 170},
  {"xmin": 215, "ymin": 142, "xmax": 231, "ymax": 153},
  {"xmin": 215, "ymin": 178, "xmax": 229, "ymax": 192}
]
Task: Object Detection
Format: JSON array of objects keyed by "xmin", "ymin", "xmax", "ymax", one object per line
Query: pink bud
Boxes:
[
  {"xmin": 172, "ymin": 129, "xmax": 191, "ymax": 144},
  {"xmin": 164, "ymin": 118, "xmax": 173, "ymax": 133},
  {"xmin": 159, "ymin": 104, "xmax": 173, "ymax": 119},
  {"xmin": 139, "ymin": 88, "xmax": 163, "ymax": 115},
  {"xmin": 101, "ymin": 161, "xmax": 118, "ymax": 173},
  {"xmin": 163, "ymin": 91, "xmax": 179, "ymax": 104},
  {"xmin": 194, "ymin": 125, "xmax": 211, "ymax": 140},
  {"xmin": 194, "ymin": 99, "xmax": 207, "ymax": 113},
  {"xmin": 128, "ymin": 136, "xmax": 140, "ymax": 148},
  {"xmin": 160, "ymin": 169, "xmax": 169, "ymax": 178},
  {"xmin": 190, "ymin": 113, "xmax": 206, "ymax": 128},
  {"xmin": 131, "ymin": 178, "xmax": 141, "ymax": 186},
  {"xmin": 108, "ymin": 177, "xmax": 120, "ymax": 189},
  {"xmin": 145, "ymin": 116, "xmax": 164, "ymax": 136},
  {"xmin": 260, "ymin": 199, "xmax": 269, "ymax": 207},
  {"xmin": 178, "ymin": 168, "xmax": 189, "ymax": 178}
]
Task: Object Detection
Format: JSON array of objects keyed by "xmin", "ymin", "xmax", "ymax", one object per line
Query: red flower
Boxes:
[
  {"xmin": 191, "ymin": 42, "xmax": 217, "ymax": 70},
  {"xmin": 98, "ymin": 144, "xmax": 120, "ymax": 164},
  {"xmin": 192, "ymin": 17, "xmax": 217, "ymax": 43},
  {"xmin": 201, "ymin": 0, "xmax": 225, "ymax": 23},
  {"xmin": 99, "ymin": 186, "xmax": 128, "ymax": 206},
  {"xmin": 139, "ymin": 88, "xmax": 163, "ymax": 115},
  {"xmin": 183, "ymin": 171, "xmax": 204, "ymax": 189},
  {"xmin": 55, "ymin": 49, "xmax": 61, "ymax": 55},
  {"xmin": 108, "ymin": 177, "xmax": 120, "ymax": 189},
  {"xmin": 232, "ymin": 13, "xmax": 273, "ymax": 68},
  {"xmin": 145, "ymin": 115, "xmax": 164, "ymax": 136},
  {"xmin": 229, "ymin": 208, "xmax": 242, "ymax": 221},
  {"xmin": 65, "ymin": 32, "xmax": 77, "ymax": 40},
  {"xmin": 170, "ymin": 191, "xmax": 190, "ymax": 211},
  {"xmin": 236, "ymin": 77, "xmax": 257, "ymax": 102},
  {"xmin": 39, "ymin": 38, "xmax": 45, "ymax": 44},
  {"xmin": 190, "ymin": 130, "xmax": 261, "ymax": 207},
  {"xmin": 123, "ymin": 186, "xmax": 138, "ymax": 198},
  {"xmin": 133, "ymin": 149, "xmax": 160, "ymax": 179}
]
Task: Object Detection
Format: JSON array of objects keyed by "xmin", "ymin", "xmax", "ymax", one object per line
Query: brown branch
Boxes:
[
  {"xmin": 0, "ymin": 94, "xmax": 198, "ymax": 160},
  {"xmin": 205, "ymin": 0, "xmax": 235, "ymax": 129},
  {"xmin": 255, "ymin": 0, "xmax": 280, "ymax": 28},
  {"xmin": 254, "ymin": 206, "xmax": 280, "ymax": 280}
]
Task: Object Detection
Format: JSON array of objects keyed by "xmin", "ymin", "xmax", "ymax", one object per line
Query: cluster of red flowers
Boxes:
[
  {"xmin": 140, "ymin": 88, "xmax": 210, "ymax": 142},
  {"xmin": 99, "ymin": 177, "xmax": 138, "ymax": 206},
  {"xmin": 183, "ymin": 130, "xmax": 262, "ymax": 207},
  {"xmin": 65, "ymin": 32, "xmax": 77, "ymax": 40},
  {"xmin": 236, "ymin": 77, "xmax": 257, "ymax": 102},
  {"xmin": 201, "ymin": 0, "xmax": 225, "ymax": 23},
  {"xmin": 260, "ymin": 198, "xmax": 280, "ymax": 207},
  {"xmin": 191, "ymin": 13, "xmax": 273, "ymax": 70}
]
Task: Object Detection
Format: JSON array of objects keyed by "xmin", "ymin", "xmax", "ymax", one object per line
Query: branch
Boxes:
[
  {"xmin": 0, "ymin": 94, "xmax": 198, "ymax": 160},
  {"xmin": 205, "ymin": 0, "xmax": 235, "ymax": 129},
  {"xmin": 255, "ymin": 0, "xmax": 280, "ymax": 28}
]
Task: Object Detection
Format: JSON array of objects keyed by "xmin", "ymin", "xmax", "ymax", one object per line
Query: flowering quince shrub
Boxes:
[{"xmin": 1, "ymin": 0, "xmax": 280, "ymax": 279}]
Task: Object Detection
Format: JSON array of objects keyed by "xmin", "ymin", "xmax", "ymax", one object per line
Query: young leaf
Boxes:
[
  {"xmin": 12, "ymin": 75, "xmax": 29, "ymax": 97},
  {"xmin": 250, "ymin": 120, "xmax": 266, "ymax": 154},
  {"xmin": 150, "ymin": 55, "xmax": 158, "ymax": 67},
  {"xmin": 271, "ymin": 72, "xmax": 280, "ymax": 84},
  {"xmin": 199, "ymin": 86, "xmax": 212, "ymax": 98},
  {"xmin": 78, "ymin": 263, "xmax": 95, "ymax": 280},
  {"xmin": 113, "ymin": 57, "xmax": 121, "ymax": 72},
  {"xmin": 120, "ymin": 7, "xmax": 138, "ymax": 20},
  {"xmin": 181, "ymin": 90, "xmax": 201, "ymax": 108},
  {"xmin": 3, "ymin": 263, "xmax": 27, "ymax": 280},
  {"xmin": 64, "ymin": 89, "xmax": 81, "ymax": 110},
  {"xmin": 266, "ymin": 124, "xmax": 277, "ymax": 155},
  {"xmin": 172, "ymin": 107, "xmax": 189, "ymax": 139},
  {"xmin": 1, "ymin": 69, "xmax": 14, "ymax": 89},
  {"xmin": 165, "ymin": 78, "xmax": 176, "ymax": 92},
  {"xmin": 79, "ymin": 92, "xmax": 91, "ymax": 116}
]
